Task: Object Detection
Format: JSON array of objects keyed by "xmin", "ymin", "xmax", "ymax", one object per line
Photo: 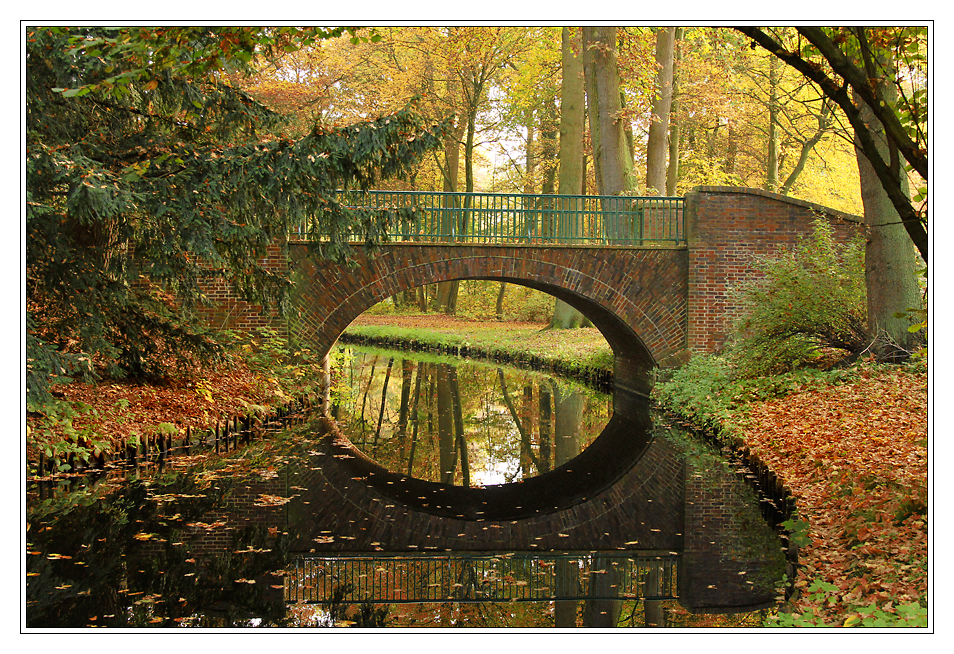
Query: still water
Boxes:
[
  {"xmin": 25, "ymin": 346, "xmax": 787, "ymax": 628},
  {"xmin": 331, "ymin": 346, "xmax": 611, "ymax": 486}
]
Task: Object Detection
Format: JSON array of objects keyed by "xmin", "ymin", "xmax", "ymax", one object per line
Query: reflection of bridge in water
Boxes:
[
  {"xmin": 274, "ymin": 389, "xmax": 789, "ymax": 614},
  {"xmin": 286, "ymin": 552, "xmax": 678, "ymax": 605}
]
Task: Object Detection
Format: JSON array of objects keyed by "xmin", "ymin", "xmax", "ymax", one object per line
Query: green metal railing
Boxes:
[
  {"xmin": 292, "ymin": 190, "xmax": 685, "ymax": 246},
  {"xmin": 285, "ymin": 552, "xmax": 678, "ymax": 604}
]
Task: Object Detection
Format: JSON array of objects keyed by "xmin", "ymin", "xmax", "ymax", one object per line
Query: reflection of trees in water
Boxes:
[
  {"xmin": 336, "ymin": 350, "xmax": 610, "ymax": 485},
  {"xmin": 26, "ymin": 475, "xmax": 291, "ymax": 628}
]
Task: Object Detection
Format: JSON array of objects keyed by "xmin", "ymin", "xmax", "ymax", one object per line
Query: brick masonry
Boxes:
[
  {"xmin": 190, "ymin": 187, "xmax": 860, "ymax": 611},
  {"xmin": 288, "ymin": 243, "xmax": 688, "ymax": 395}
]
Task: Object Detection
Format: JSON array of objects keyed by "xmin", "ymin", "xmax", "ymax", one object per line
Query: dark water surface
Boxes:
[{"xmin": 25, "ymin": 346, "xmax": 788, "ymax": 628}]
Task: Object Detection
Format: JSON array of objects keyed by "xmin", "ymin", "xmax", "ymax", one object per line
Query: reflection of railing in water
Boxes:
[
  {"xmin": 291, "ymin": 190, "xmax": 685, "ymax": 246},
  {"xmin": 285, "ymin": 552, "xmax": 678, "ymax": 604}
]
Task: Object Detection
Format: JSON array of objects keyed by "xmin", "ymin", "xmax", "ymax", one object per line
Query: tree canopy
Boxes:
[
  {"xmin": 737, "ymin": 26, "xmax": 928, "ymax": 262},
  {"xmin": 26, "ymin": 26, "xmax": 449, "ymax": 404}
]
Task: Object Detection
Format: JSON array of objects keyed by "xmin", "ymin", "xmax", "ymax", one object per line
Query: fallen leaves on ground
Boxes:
[
  {"xmin": 738, "ymin": 363, "xmax": 928, "ymax": 624},
  {"xmin": 27, "ymin": 358, "xmax": 281, "ymax": 459}
]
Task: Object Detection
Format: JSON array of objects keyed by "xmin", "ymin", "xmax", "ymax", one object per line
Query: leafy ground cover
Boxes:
[
  {"xmin": 25, "ymin": 329, "xmax": 323, "ymax": 470},
  {"xmin": 655, "ymin": 358, "xmax": 929, "ymax": 627}
]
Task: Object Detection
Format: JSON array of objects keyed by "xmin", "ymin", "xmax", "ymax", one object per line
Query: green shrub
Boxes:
[
  {"xmin": 729, "ymin": 219, "xmax": 867, "ymax": 376},
  {"xmin": 653, "ymin": 353, "xmax": 857, "ymax": 437}
]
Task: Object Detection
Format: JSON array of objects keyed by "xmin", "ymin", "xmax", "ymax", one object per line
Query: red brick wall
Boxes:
[
  {"xmin": 685, "ymin": 187, "xmax": 862, "ymax": 354},
  {"xmin": 195, "ymin": 243, "xmax": 289, "ymax": 337}
]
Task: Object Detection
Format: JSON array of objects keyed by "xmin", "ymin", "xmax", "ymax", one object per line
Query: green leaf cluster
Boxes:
[
  {"xmin": 26, "ymin": 26, "xmax": 448, "ymax": 402},
  {"xmin": 768, "ymin": 578, "xmax": 927, "ymax": 628}
]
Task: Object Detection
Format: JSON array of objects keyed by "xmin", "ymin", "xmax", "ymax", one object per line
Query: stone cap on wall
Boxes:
[{"xmin": 688, "ymin": 185, "xmax": 863, "ymax": 224}]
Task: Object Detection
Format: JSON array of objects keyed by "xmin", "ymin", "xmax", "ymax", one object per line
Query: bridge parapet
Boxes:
[{"xmin": 684, "ymin": 186, "xmax": 862, "ymax": 353}]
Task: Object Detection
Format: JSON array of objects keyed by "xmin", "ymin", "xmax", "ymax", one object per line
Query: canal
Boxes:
[{"xmin": 25, "ymin": 344, "xmax": 789, "ymax": 628}]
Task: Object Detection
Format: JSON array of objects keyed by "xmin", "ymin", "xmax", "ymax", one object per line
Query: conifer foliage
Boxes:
[{"xmin": 26, "ymin": 27, "xmax": 449, "ymax": 405}]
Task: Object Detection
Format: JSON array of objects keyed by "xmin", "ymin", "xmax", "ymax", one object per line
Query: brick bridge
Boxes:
[
  {"xmin": 207, "ymin": 186, "xmax": 861, "ymax": 395},
  {"xmin": 197, "ymin": 186, "xmax": 858, "ymax": 613}
]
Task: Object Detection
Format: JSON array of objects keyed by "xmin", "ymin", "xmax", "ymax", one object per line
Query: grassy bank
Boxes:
[
  {"xmin": 343, "ymin": 314, "xmax": 614, "ymax": 381},
  {"xmin": 653, "ymin": 355, "xmax": 929, "ymax": 627}
]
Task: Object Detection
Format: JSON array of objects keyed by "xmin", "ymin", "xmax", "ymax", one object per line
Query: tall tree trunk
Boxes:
[
  {"xmin": 559, "ymin": 27, "xmax": 586, "ymax": 199},
  {"xmin": 540, "ymin": 96, "xmax": 559, "ymax": 195},
  {"xmin": 436, "ymin": 67, "xmax": 464, "ymax": 314},
  {"xmin": 551, "ymin": 27, "xmax": 588, "ymax": 330},
  {"xmin": 853, "ymin": 79, "xmax": 923, "ymax": 359},
  {"xmin": 525, "ymin": 111, "xmax": 536, "ymax": 194},
  {"xmin": 583, "ymin": 26, "xmax": 636, "ymax": 249},
  {"xmin": 583, "ymin": 26, "xmax": 636, "ymax": 199},
  {"xmin": 646, "ymin": 27, "xmax": 676, "ymax": 195},
  {"xmin": 665, "ymin": 27, "xmax": 684, "ymax": 196}
]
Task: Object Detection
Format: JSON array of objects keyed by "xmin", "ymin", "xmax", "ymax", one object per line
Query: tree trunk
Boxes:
[
  {"xmin": 583, "ymin": 26, "xmax": 636, "ymax": 198},
  {"xmin": 540, "ymin": 96, "xmax": 559, "ymax": 195},
  {"xmin": 559, "ymin": 28, "xmax": 586, "ymax": 199},
  {"xmin": 665, "ymin": 28, "xmax": 684, "ymax": 196},
  {"xmin": 436, "ymin": 70, "xmax": 464, "ymax": 315},
  {"xmin": 495, "ymin": 282, "xmax": 506, "ymax": 320},
  {"xmin": 853, "ymin": 81, "xmax": 923, "ymax": 359},
  {"xmin": 525, "ymin": 111, "xmax": 536, "ymax": 194},
  {"xmin": 551, "ymin": 27, "xmax": 589, "ymax": 329},
  {"xmin": 646, "ymin": 27, "xmax": 676, "ymax": 195},
  {"xmin": 583, "ymin": 26, "xmax": 636, "ymax": 249},
  {"xmin": 765, "ymin": 56, "xmax": 780, "ymax": 192}
]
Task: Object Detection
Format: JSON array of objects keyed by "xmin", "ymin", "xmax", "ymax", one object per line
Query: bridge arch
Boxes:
[{"xmin": 287, "ymin": 243, "xmax": 689, "ymax": 396}]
